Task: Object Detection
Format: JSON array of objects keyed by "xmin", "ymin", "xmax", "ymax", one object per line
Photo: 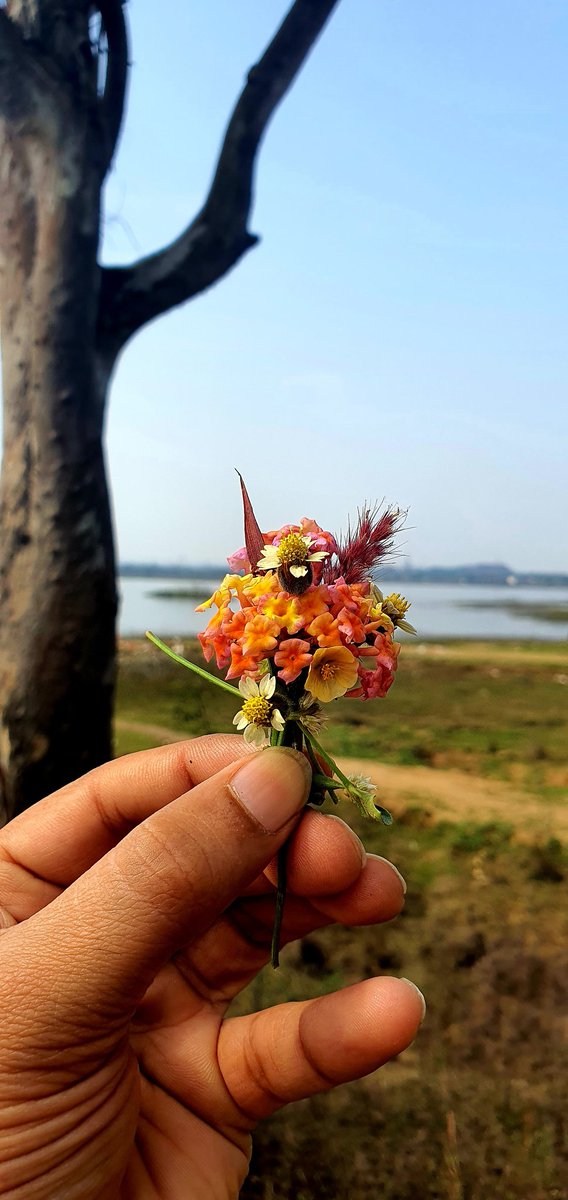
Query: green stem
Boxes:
[
  {"xmin": 301, "ymin": 727, "xmax": 353, "ymax": 791},
  {"xmin": 312, "ymin": 773, "xmax": 342, "ymax": 790},
  {"xmin": 146, "ymin": 632, "xmax": 241, "ymax": 698},
  {"xmin": 271, "ymin": 840, "xmax": 288, "ymax": 969}
]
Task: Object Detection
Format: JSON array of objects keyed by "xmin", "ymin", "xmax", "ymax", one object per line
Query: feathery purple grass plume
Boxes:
[{"xmin": 325, "ymin": 504, "xmax": 404, "ymax": 585}]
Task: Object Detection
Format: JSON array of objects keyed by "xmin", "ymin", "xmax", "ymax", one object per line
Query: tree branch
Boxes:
[
  {"xmin": 0, "ymin": 6, "xmax": 39, "ymax": 123},
  {"xmin": 97, "ymin": 0, "xmax": 128, "ymax": 174},
  {"xmin": 98, "ymin": 0, "xmax": 341, "ymax": 357}
]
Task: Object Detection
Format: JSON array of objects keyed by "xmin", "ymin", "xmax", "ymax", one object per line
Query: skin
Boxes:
[{"xmin": 0, "ymin": 735, "xmax": 424, "ymax": 1199}]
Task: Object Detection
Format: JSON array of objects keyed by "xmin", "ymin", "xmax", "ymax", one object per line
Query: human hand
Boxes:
[{"xmin": 0, "ymin": 735, "xmax": 424, "ymax": 1199}]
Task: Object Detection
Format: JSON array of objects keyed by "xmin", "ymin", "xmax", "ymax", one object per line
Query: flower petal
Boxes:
[
  {"xmin": 244, "ymin": 724, "xmax": 268, "ymax": 747},
  {"xmin": 239, "ymin": 677, "xmax": 258, "ymax": 699},
  {"xmin": 259, "ymin": 674, "xmax": 276, "ymax": 698}
]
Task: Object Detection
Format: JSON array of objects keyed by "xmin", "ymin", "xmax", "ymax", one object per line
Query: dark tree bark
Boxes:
[{"xmin": 0, "ymin": 0, "xmax": 341, "ymax": 821}]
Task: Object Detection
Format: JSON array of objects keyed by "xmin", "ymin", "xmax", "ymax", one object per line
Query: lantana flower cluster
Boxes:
[{"xmin": 197, "ymin": 512, "xmax": 414, "ymax": 762}]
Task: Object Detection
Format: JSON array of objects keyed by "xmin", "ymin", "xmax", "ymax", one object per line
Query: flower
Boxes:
[
  {"xmin": 232, "ymin": 675, "xmax": 285, "ymax": 746},
  {"xmin": 241, "ymin": 614, "xmax": 280, "ymax": 658},
  {"xmin": 349, "ymin": 632, "xmax": 401, "ymax": 699},
  {"xmin": 226, "ymin": 643, "xmax": 263, "ymax": 680},
  {"xmin": 260, "ymin": 592, "xmax": 305, "ymax": 635},
  {"xmin": 227, "ymin": 545, "xmax": 250, "ymax": 573},
  {"xmin": 340, "ymin": 773, "xmax": 393, "ymax": 824},
  {"xmin": 373, "ymin": 587, "xmax": 416, "ymax": 635},
  {"xmin": 305, "ymin": 645, "xmax": 359, "ymax": 703},
  {"xmin": 295, "ymin": 693, "xmax": 325, "ymax": 734},
  {"xmin": 257, "ymin": 531, "xmax": 329, "ymax": 578},
  {"xmin": 274, "ymin": 637, "xmax": 312, "ymax": 684},
  {"xmin": 306, "ymin": 612, "xmax": 343, "ymax": 647}
]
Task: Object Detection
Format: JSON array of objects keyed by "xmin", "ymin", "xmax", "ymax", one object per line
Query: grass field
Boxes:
[{"xmin": 115, "ymin": 639, "xmax": 568, "ymax": 1199}]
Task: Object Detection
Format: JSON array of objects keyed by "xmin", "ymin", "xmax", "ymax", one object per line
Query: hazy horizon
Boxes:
[{"xmin": 117, "ymin": 555, "xmax": 567, "ymax": 576}]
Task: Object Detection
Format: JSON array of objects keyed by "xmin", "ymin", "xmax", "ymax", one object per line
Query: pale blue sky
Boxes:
[{"xmin": 20, "ymin": 3, "xmax": 568, "ymax": 570}]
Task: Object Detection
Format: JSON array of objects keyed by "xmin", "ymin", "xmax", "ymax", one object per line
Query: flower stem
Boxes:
[
  {"xmin": 300, "ymin": 727, "xmax": 353, "ymax": 791},
  {"xmin": 146, "ymin": 632, "xmax": 241, "ymax": 698},
  {"xmin": 271, "ymin": 839, "xmax": 288, "ymax": 969}
]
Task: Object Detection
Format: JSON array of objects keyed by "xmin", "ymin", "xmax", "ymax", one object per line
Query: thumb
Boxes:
[{"xmin": 16, "ymin": 748, "xmax": 311, "ymax": 1014}]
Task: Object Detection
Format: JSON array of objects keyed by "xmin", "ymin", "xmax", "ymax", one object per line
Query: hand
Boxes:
[{"xmin": 0, "ymin": 736, "xmax": 424, "ymax": 1199}]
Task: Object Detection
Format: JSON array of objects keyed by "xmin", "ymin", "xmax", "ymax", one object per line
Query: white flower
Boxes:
[
  {"xmin": 257, "ymin": 531, "xmax": 328, "ymax": 578},
  {"xmin": 232, "ymin": 674, "xmax": 286, "ymax": 746}
]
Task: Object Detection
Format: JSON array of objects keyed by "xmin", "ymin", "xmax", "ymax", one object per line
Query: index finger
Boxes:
[{"xmin": 0, "ymin": 736, "xmax": 253, "ymax": 916}]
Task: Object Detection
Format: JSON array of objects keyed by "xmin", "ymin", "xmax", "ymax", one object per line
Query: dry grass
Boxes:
[{"xmin": 115, "ymin": 639, "xmax": 568, "ymax": 1199}]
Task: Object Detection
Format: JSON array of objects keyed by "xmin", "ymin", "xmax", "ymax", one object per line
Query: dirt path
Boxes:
[
  {"xmin": 338, "ymin": 757, "xmax": 567, "ymax": 838},
  {"xmin": 115, "ymin": 719, "xmax": 567, "ymax": 838}
]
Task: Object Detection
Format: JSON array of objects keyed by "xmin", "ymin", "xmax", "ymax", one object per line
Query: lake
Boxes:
[{"xmin": 118, "ymin": 577, "xmax": 568, "ymax": 642}]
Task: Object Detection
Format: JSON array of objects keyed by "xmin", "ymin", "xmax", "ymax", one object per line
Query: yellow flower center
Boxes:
[
  {"xmin": 319, "ymin": 663, "xmax": 337, "ymax": 681},
  {"xmin": 242, "ymin": 696, "xmax": 272, "ymax": 725},
  {"xmin": 384, "ymin": 593, "xmax": 410, "ymax": 618},
  {"xmin": 277, "ymin": 533, "xmax": 309, "ymax": 566}
]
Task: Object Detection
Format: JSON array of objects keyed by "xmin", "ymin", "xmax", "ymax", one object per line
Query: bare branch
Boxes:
[
  {"xmin": 0, "ymin": 6, "xmax": 38, "ymax": 122},
  {"xmin": 97, "ymin": 0, "xmax": 128, "ymax": 174},
  {"xmin": 98, "ymin": 0, "xmax": 341, "ymax": 356}
]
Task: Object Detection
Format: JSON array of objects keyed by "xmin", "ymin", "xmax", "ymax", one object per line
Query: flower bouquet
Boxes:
[{"xmin": 147, "ymin": 476, "xmax": 414, "ymax": 965}]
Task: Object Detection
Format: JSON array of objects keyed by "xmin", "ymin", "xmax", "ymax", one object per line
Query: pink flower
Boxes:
[
  {"xmin": 227, "ymin": 545, "xmax": 251, "ymax": 573},
  {"xmin": 274, "ymin": 638, "xmax": 313, "ymax": 683},
  {"xmin": 349, "ymin": 632, "xmax": 400, "ymax": 699},
  {"xmin": 336, "ymin": 605, "xmax": 366, "ymax": 644}
]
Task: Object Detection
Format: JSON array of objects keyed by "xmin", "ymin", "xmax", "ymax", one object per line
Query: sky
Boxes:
[{"xmin": 12, "ymin": 1, "xmax": 568, "ymax": 571}]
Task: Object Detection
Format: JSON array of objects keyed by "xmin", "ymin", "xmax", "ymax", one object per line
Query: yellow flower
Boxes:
[
  {"xmin": 305, "ymin": 645, "xmax": 359, "ymax": 703},
  {"xmin": 382, "ymin": 592, "xmax": 416, "ymax": 635},
  {"xmin": 232, "ymin": 675, "xmax": 285, "ymax": 746},
  {"xmin": 257, "ymin": 532, "xmax": 328, "ymax": 579}
]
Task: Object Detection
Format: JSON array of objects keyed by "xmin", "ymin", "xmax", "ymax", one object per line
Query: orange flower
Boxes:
[
  {"xmin": 261, "ymin": 593, "xmax": 304, "ymax": 635},
  {"xmin": 242, "ymin": 573, "xmax": 280, "ymax": 603},
  {"xmin": 293, "ymin": 585, "xmax": 330, "ymax": 629},
  {"xmin": 198, "ymin": 628, "xmax": 231, "ymax": 670},
  {"xmin": 306, "ymin": 612, "xmax": 343, "ymax": 647},
  {"xmin": 221, "ymin": 607, "xmax": 249, "ymax": 639},
  {"xmin": 305, "ymin": 645, "xmax": 359, "ymax": 703},
  {"xmin": 196, "ymin": 573, "xmax": 249, "ymax": 612},
  {"xmin": 226, "ymin": 643, "xmax": 263, "ymax": 680},
  {"xmin": 242, "ymin": 614, "xmax": 280, "ymax": 657},
  {"xmin": 274, "ymin": 638, "xmax": 312, "ymax": 684}
]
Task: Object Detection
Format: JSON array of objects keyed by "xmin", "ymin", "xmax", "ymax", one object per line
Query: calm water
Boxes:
[{"xmin": 118, "ymin": 577, "xmax": 568, "ymax": 642}]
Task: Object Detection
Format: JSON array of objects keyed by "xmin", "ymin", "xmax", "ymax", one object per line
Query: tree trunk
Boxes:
[
  {"xmin": 0, "ymin": 0, "xmax": 342, "ymax": 822},
  {"xmin": 0, "ymin": 102, "xmax": 116, "ymax": 821}
]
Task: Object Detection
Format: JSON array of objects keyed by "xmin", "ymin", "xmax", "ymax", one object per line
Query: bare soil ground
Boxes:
[{"xmin": 115, "ymin": 718, "xmax": 567, "ymax": 838}]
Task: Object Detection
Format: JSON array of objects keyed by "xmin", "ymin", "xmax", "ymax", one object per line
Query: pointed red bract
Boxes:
[{"xmin": 237, "ymin": 472, "xmax": 265, "ymax": 571}]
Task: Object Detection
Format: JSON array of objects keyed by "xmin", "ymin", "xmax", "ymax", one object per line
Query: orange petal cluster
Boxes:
[{"xmin": 198, "ymin": 517, "xmax": 406, "ymax": 705}]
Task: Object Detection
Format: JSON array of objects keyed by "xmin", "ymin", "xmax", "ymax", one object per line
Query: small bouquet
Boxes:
[{"xmin": 148, "ymin": 476, "xmax": 414, "ymax": 964}]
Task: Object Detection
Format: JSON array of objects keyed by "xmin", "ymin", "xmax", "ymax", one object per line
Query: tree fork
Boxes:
[{"xmin": 0, "ymin": 0, "xmax": 341, "ymax": 820}]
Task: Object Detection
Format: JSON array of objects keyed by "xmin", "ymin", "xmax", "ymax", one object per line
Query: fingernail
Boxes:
[
  {"xmin": 230, "ymin": 748, "xmax": 311, "ymax": 833},
  {"xmin": 368, "ymin": 854, "xmax": 407, "ymax": 894},
  {"xmin": 401, "ymin": 978, "xmax": 427, "ymax": 1023}
]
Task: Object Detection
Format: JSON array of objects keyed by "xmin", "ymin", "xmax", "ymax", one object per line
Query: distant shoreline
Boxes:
[{"xmin": 119, "ymin": 563, "xmax": 568, "ymax": 588}]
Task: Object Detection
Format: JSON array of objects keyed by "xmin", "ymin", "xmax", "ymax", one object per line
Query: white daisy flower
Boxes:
[
  {"xmin": 232, "ymin": 674, "xmax": 286, "ymax": 746},
  {"xmin": 257, "ymin": 531, "xmax": 329, "ymax": 579}
]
